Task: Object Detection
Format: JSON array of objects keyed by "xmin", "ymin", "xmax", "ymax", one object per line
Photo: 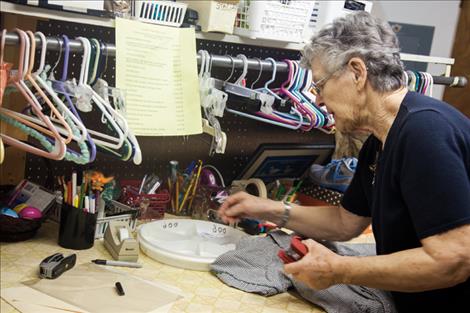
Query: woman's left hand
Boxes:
[{"xmin": 284, "ymin": 239, "xmax": 344, "ymax": 290}]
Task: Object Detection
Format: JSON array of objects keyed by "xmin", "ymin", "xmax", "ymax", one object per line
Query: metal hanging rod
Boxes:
[
  {"xmin": 2, "ymin": 31, "xmax": 288, "ymax": 71},
  {"xmin": 1, "ymin": 32, "xmax": 467, "ymax": 87}
]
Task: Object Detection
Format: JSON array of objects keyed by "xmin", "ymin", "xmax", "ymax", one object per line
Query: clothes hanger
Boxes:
[
  {"xmin": 245, "ymin": 57, "xmax": 303, "ymax": 130},
  {"xmin": 212, "ymin": 54, "xmax": 276, "ymax": 115},
  {"xmin": 288, "ymin": 61, "xmax": 317, "ymax": 130},
  {"xmin": 294, "ymin": 63, "xmax": 326, "ymax": 128},
  {"xmin": 3, "ymin": 30, "xmax": 63, "ymax": 136},
  {"xmin": 0, "ymin": 31, "xmax": 6, "ymax": 163},
  {"xmin": 289, "ymin": 62, "xmax": 322, "ymax": 128},
  {"xmin": 88, "ymin": 38, "xmax": 101, "ymax": 85},
  {"xmin": 407, "ymin": 71, "xmax": 416, "ymax": 91},
  {"xmin": 0, "ymin": 29, "xmax": 13, "ymax": 104},
  {"xmin": 53, "ymin": 34, "xmax": 97, "ymax": 162},
  {"xmin": 74, "ymin": 36, "xmax": 126, "ymax": 150},
  {"xmin": 83, "ymin": 37, "xmax": 134, "ymax": 164},
  {"xmin": 0, "ymin": 28, "xmax": 66, "ymax": 160},
  {"xmin": 33, "ymin": 32, "xmax": 89, "ymax": 144},
  {"xmin": 0, "ymin": 137, "xmax": 4, "ymax": 164},
  {"xmin": 250, "ymin": 58, "xmax": 263, "ymax": 89},
  {"xmin": 223, "ymin": 55, "xmax": 304, "ymax": 130},
  {"xmin": 198, "ymin": 50, "xmax": 227, "ymax": 155},
  {"xmin": 425, "ymin": 72, "xmax": 433, "ymax": 97},
  {"xmin": 91, "ymin": 39, "xmax": 141, "ymax": 164},
  {"xmin": 25, "ymin": 31, "xmax": 92, "ymax": 164},
  {"xmin": 23, "ymin": 30, "xmax": 74, "ymax": 144},
  {"xmin": 256, "ymin": 58, "xmax": 305, "ymax": 129},
  {"xmin": 78, "ymin": 37, "xmax": 134, "ymax": 162},
  {"xmin": 279, "ymin": 60, "xmax": 314, "ymax": 131},
  {"xmin": 403, "ymin": 71, "xmax": 409, "ymax": 88}
]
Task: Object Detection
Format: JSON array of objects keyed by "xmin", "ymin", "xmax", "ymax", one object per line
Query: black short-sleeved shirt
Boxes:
[{"xmin": 341, "ymin": 91, "xmax": 470, "ymax": 312}]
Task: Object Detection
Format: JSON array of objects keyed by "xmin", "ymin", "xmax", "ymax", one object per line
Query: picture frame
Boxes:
[{"xmin": 237, "ymin": 143, "xmax": 335, "ymax": 183}]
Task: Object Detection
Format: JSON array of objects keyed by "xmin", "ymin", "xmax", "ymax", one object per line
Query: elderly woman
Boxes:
[{"xmin": 218, "ymin": 12, "xmax": 470, "ymax": 312}]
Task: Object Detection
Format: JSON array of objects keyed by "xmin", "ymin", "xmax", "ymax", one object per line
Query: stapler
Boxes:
[
  {"xmin": 39, "ymin": 253, "xmax": 76, "ymax": 279},
  {"xmin": 103, "ymin": 220, "xmax": 139, "ymax": 262},
  {"xmin": 278, "ymin": 236, "xmax": 308, "ymax": 264}
]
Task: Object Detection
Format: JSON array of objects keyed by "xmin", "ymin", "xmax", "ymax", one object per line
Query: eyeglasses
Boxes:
[{"xmin": 309, "ymin": 67, "xmax": 344, "ymax": 96}]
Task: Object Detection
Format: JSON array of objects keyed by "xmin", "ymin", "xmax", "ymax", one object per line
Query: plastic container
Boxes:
[
  {"xmin": 138, "ymin": 219, "xmax": 247, "ymax": 271},
  {"xmin": 234, "ymin": 0, "xmax": 316, "ymax": 42},
  {"xmin": 0, "ymin": 185, "xmax": 57, "ymax": 242},
  {"xmin": 120, "ymin": 180, "xmax": 170, "ymax": 220},
  {"xmin": 132, "ymin": 0, "xmax": 188, "ymax": 27},
  {"xmin": 182, "ymin": 0, "xmax": 239, "ymax": 34},
  {"xmin": 304, "ymin": 0, "xmax": 373, "ymax": 41},
  {"xmin": 94, "ymin": 200, "xmax": 139, "ymax": 239}
]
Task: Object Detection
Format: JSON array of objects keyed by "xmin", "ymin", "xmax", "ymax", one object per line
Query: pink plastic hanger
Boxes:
[
  {"xmin": 0, "ymin": 28, "xmax": 66, "ymax": 160},
  {"xmin": 0, "ymin": 29, "xmax": 13, "ymax": 105}
]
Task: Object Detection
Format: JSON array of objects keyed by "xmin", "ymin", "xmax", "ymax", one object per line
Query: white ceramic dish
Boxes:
[{"xmin": 138, "ymin": 219, "xmax": 247, "ymax": 271}]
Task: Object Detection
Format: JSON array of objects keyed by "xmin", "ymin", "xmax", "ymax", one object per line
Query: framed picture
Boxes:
[{"xmin": 237, "ymin": 143, "xmax": 335, "ymax": 183}]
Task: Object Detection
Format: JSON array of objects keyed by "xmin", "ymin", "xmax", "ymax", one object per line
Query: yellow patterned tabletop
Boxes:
[{"xmin": 1, "ymin": 221, "xmax": 374, "ymax": 313}]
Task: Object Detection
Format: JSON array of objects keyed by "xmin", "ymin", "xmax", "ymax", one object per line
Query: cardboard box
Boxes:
[{"xmin": 182, "ymin": 0, "xmax": 240, "ymax": 34}]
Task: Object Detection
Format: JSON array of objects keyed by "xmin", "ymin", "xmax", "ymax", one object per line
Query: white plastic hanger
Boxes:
[
  {"xmin": 198, "ymin": 50, "xmax": 227, "ymax": 155},
  {"xmin": 75, "ymin": 37, "xmax": 126, "ymax": 150},
  {"xmin": 223, "ymin": 55, "xmax": 303, "ymax": 130},
  {"xmin": 90, "ymin": 39, "xmax": 142, "ymax": 165}
]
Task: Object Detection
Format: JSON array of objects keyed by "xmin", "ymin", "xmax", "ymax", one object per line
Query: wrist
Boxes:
[
  {"xmin": 334, "ymin": 255, "xmax": 353, "ymax": 285},
  {"xmin": 267, "ymin": 200, "xmax": 292, "ymax": 228}
]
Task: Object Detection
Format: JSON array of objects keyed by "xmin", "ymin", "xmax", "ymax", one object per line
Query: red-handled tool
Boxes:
[{"xmin": 278, "ymin": 235, "xmax": 308, "ymax": 264}]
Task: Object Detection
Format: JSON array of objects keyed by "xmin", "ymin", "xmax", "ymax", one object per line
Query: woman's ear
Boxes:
[{"xmin": 348, "ymin": 57, "xmax": 367, "ymax": 90}]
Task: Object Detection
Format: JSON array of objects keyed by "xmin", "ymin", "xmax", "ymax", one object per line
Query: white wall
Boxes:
[{"xmin": 371, "ymin": 0, "xmax": 461, "ymax": 99}]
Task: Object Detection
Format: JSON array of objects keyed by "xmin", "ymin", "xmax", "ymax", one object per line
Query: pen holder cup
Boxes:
[{"xmin": 58, "ymin": 203, "xmax": 97, "ymax": 250}]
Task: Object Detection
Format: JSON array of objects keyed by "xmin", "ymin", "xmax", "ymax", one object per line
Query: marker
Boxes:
[
  {"xmin": 115, "ymin": 282, "xmax": 125, "ymax": 296},
  {"xmin": 91, "ymin": 259, "xmax": 142, "ymax": 268},
  {"xmin": 72, "ymin": 172, "xmax": 77, "ymax": 202}
]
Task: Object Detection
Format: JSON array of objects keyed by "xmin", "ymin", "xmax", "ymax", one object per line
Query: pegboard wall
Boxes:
[{"xmin": 24, "ymin": 19, "xmax": 334, "ymax": 188}]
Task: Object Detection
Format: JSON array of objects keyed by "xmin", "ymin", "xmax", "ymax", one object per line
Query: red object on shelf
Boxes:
[{"xmin": 119, "ymin": 180, "xmax": 170, "ymax": 220}]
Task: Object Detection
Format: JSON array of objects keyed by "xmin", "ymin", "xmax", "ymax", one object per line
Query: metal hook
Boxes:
[
  {"xmin": 208, "ymin": 51, "xmax": 213, "ymax": 74},
  {"xmin": 250, "ymin": 58, "xmax": 263, "ymax": 89},
  {"xmin": 100, "ymin": 41, "xmax": 109, "ymax": 79},
  {"xmin": 49, "ymin": 37, "xmax": 63, "ymax": 79},
  {"xmin": 224, "ymin": 55, "xmax": 235, "ymax": 83},
  {"xmin": 234, "ymin": 54, "xmax": 248, "ymax": 85}
]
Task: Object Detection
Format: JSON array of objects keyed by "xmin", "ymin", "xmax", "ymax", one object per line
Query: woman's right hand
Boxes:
[{"xmin": 217, "ymin": 191, "xmax": 282, "ymax": 224}]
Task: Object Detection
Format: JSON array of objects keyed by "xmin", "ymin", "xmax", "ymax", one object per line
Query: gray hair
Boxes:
[{"xmin": 301, "ymin": 11, "xmax": 405, "ymax": 93}]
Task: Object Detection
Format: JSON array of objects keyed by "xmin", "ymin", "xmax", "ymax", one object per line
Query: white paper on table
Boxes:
[{"xmin": 1, "ymin": 286, "xmax": 177, "ymax": 313}]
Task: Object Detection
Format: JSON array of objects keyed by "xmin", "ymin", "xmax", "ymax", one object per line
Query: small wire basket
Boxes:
[{"xmin": 120, "ymin": 180, "xmax": 170, "ymax": 220}]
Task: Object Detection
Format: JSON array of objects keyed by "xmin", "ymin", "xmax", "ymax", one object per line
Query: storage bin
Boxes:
[
  {"xmin": 0, "ymin": 184, "xmax": 57, "ymax": 242},
  {"xmin": 132, "ymin": 0, "xmax": 188, "ymax": 27},
  {"xmin": 182, "ymin": 0, "xmax": 239, "ymax": 34},
  {"xmin": 94, "ymin": 200, "xmax": 139, "ymax": 239},
  {"xmin": 304, "ymin": 0, "xmax": 373, "ymax": 41},
  {"xmin": 234, "ymin": 0, "xmax": 316, "ymax": 43},
  {"xmin": 119, "ymin": 180, "xmax": 170, "ymax": 221}
]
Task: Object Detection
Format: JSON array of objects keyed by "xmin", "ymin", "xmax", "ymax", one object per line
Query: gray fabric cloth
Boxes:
[
  {"xmin": 210, "ymin": 230, "xmax": 397, "ymax": 313},
  {"xmin": 209, "ymin": 231, "xmax": 292, "ymax": 295}
]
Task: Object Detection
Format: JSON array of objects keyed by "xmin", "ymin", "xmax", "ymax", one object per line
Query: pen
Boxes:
[
  {"xmin": 138, "ymin": 174, "xmax": 147, "ymax": 194},
  {"xmin": 91, "ymin": 259, "xmax": 143, "ymax": 268}
]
